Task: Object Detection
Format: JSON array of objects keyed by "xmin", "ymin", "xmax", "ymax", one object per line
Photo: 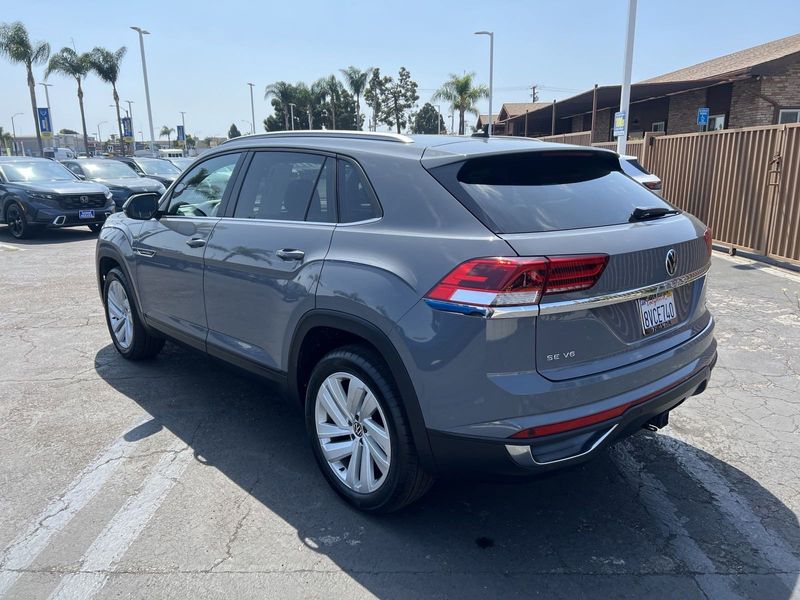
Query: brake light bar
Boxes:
[
  {"xmin": 703, "ymin": 227, "xmax": 713, "ymax": 257},
  {"xmin": 643, "ymin": 181, "xmax": 662, "ymax": 191},
  {"xmin": 426, "ymin": 254, "xmax": 608, "ymax": 308}
]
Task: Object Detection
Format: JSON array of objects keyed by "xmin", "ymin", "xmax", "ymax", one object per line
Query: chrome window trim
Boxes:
[{"xmin": 424, "ymin": 262, "xmax": 710, "ymax": 319}]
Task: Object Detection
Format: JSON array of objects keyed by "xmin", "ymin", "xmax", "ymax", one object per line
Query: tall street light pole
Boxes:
[
  {"xmin": 474, "ymin": 31, "xmax": 494, "ymax": 136},
  {"xmin": 11, "ymin": 112, "xmax": 23, "ymax": 155},
  {"xmin": 179, "ymin": 111, "xmax": 186, "ymax": 154},
  {"xmin": 247, "ymin": 83, "xmax": 256, "ymax": 135},
  {"xmin": 616, "ymin": 0, "xmax": 637, "ymax": 155},
  {"xmin": 435, "ymin": 104, "xmax": 442, "ymax": 134},
  {"xmin": 131, "ymin": 27, "xmax": 157, "ymax": 157},
  {"xmin": 288, "ymin": 103, "xmax": 296, "ymax": 130},
  {"xmin": 97, "ymin": 120, "xmax": 107, "ymax": 155}
]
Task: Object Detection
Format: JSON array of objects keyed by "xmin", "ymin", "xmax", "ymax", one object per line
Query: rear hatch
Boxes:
[{"xmin": 424, "ymin": 146, "xmax": 712, "ymax": 381}]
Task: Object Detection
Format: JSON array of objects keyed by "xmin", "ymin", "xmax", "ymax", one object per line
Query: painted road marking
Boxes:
[
  {"xmin": 612, "ymin": 443, "xmax": 741, "ymax": 599},
  {"xmin": 0, "ymin": 419, "xmax": 149, "ymax": 598},
  {"xmin": 48, "ymin": 438, "xmax": 193, "ymax": 600}
]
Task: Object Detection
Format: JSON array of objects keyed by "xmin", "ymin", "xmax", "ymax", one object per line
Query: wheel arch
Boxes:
[{"xmin": 289, "ymin": 310, "xmax": 436, "ymax": 472}]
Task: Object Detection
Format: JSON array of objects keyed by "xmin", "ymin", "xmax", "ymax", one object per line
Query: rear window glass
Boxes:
[
  {"xmin": 432, "ymin": 151, "xmax": 672, "ymax": 234},
  {"xmin": 621, "ymin": 158, "xmax": 650, "ymax": 176}
]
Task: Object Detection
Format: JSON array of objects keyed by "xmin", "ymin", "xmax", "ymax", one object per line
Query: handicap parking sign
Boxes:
[{"xmin": 697, "ymin": 107, "xmax": 710, "ymax": 126}]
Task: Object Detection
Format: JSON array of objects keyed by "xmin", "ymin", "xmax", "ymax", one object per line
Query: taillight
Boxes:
[
  {"xmin": 644, "ymin": 181, "xmax": 662, "ymax": 191},
  {"xmin": 426, "ymin": 255, "xmax": 608, "ymax": 307},
  {"xmin": 703, "ymin": 227, "xmax": 713, "ymax": 257}
]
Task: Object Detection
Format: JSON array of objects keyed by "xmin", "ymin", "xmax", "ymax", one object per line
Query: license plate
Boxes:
[
  {"xmin": 78, "ymin": 210, "xmax": 95, "ymax": 219},
  {"xmin": 638, "ymin": 290, "xmax": 677, "ymax": 335}
]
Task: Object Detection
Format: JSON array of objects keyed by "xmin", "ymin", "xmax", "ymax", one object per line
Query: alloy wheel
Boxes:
[
  {"xmin": 7, "ymin": 204, "xmax": 24, "ymax": 238},
  {"xmin": 106, "ymin": 280, "xmax": 134, "ymax": 350},
  {"xmin": 315, "ymin": 372, "xmax": 392, "ymax": 494}
]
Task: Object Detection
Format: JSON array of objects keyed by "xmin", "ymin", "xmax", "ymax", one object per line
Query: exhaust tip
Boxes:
[{"xmin": 52, "ymin": 215, "xmax": 66, "ymax": 226}]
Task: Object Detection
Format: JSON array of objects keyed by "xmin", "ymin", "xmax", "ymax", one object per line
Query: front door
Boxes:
[
  {"xmin": 203, "ymin": 151, "xmax": 336, "ymax": 371},
  {"xmin": 132, "ymin": 152, "xmax": 243, "ymax": 347}
]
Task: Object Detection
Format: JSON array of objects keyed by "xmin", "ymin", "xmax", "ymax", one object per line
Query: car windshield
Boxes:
[
  {"xmin": 0, "ymin": 161, "xmax": 76, "ymax": 182},
  {"xmin": 135, "ymin": 158, "xmax": 181, "ymax": 176},
  {"xmin": 79, "ymin": 160, "xmax": 140, "ymax": 179},
  {"xmin": 169, "ymin": 158, "xmax": 194, "ymax": 170}
]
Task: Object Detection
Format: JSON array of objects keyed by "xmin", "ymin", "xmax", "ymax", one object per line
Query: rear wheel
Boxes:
[
  {"xmin": 305, "ymin": 345, "xmax": 433, "ymax": 512},
  {"xmin": 5, "ymin": 202, "xmax": 33, "ymax": 239},
  {"xmin": 103, "ymin": 267, "xmax": 164, "ymax": 360}
]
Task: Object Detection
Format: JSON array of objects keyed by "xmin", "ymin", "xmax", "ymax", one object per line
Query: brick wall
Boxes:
[
  {"xmin": 666, "ymin": 89, "xmax": 707, "ymax": 134},
  {"xmin": 761, "ymin": 62, "xmax": 800, "ymax": 116},
  {"xmin": 592, "ymin": 108, "xmax": 611, "ymax": 142},
  {"xmin": 730, "ymin": 62, "xmax": 800, "ymax": 127}
]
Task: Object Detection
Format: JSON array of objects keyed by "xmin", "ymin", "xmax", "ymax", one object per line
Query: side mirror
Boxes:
[{"xmin": 123, "ymin": 193, "xmax": 161, "ymax": 220}]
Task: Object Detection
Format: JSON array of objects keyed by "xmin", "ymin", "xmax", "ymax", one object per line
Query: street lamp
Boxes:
[
  {"xmin": 288, "ymin": 103, "xmax": 296, "ymax": 130},
  {"xmin": 474, "ymin": 31, "xmax": 494, "ymax": 136},
  {"xmin": 97, "ymin": 120, "xmax": 107, "ymax": 155},
  {"xmin": 179, "ymin": 111, "xmax": 186, "ymax": 153},
  {"xmin": 247, "ymin": 83, "xmax": 256, "ymax": 135},
  {"xmin": 131, "ymin": 27, "xmax": 157, "ymax": 157},
  {"xmin": 435, "ymin": 104, "xmax": 442, "ymax": 135},
  {"xmin": 11, "ymin": 112, "xmax": 24, "ymax": 155},
  {"xmin": 616, "ymin": 0, "xmax": 638, "ymax": 154}
]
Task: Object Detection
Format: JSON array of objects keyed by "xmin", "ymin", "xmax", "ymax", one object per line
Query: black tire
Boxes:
[
  {"xmin": 88, "ymin": 223, "xmax": 103, "ymax": 233},
  {"xmin": 103, "ymin": 267, "xmax": 165, "ymax": 360},
  {"xmin": 5, "ymin": 201, "xmax": 33, "ymax": 239},
  {"xmin": 305, "ymin": 344, "xmax": 434, "ymax": 512}
]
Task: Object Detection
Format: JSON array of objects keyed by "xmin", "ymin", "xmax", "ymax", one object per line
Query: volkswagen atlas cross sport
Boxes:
[
  {"xmin": 95, "ymin": 131, "xmax": 716, "ymax": 512},
  {"xmin": 1, "ymin": 156, "xmax": 114, "ymax": 238}
]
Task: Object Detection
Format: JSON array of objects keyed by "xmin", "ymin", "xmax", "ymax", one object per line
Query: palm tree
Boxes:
[
  {"xmin": 314, "ymin": 76, "xmax": 341, "ymax": 129},
  {"xmin": 0, "ymin": 22, "xmax": 50, "ymax": 156},
  {"xmin": 160, "ymin": 126, "xmax": 175, "ymax": 147},
  {"xmin": 432, "ymin": 72, "xmax": 488, "ymax": 135},
  {"xmin": 45, "ymin": 47, "xmax": 91, "ymax": 157},
  {"xmin": 0, "ymin": 127, "xmax": 12, "ymax": 155},
  {"xmin": 89, "ymin": 46, "xmax": 127, "ymax": 155},
  {"xmin": 264, "ymin": 81, "xmax": 294, "ymax": 130},
  {"xmin": 340, "ymin": 66, "xmax": 372, "ymax": 130}
]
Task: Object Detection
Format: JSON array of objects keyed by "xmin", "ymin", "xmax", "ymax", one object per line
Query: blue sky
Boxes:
[{"xmin": 2, "ymin": 0, "xmax": 798, "ymax": 139}]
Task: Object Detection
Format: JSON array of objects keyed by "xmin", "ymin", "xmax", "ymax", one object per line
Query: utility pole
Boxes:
[
  {"xmin": 179, "ymin": 111, "xmax": 186, "ymax": 153},
  {"xmin": 39, "ymin": 83, "xmax": 54, "ymax": 149},
  {"xmin": 436, "ymin": 104, "xmax": 442, "ymax": 134},
  {"xmin": 530, "ymin": 84, "xmax": 538, "ymax": 102},
  {"xmin": 11, "ymin": 112, "xmax": 23, "ymax": 155},
  {"xmin": 616, "ymin": 0, "xmax": 638, "ymax": 154},
  {"xmin": 474, "ymin": 31, "xmax": 494, "ymax": 135},
  {"xmin": 131, "ymin": 27, "xmax": 157, "ymax": 157},
  {"xmin": 288, "ymin": 103, "xmax": 296, "ymax": 130},
  {"xmin": 247, "ymin": 83, "xmax": 256, "ymax": 135}
]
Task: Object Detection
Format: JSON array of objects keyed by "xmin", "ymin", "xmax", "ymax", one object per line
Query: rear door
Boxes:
[
  {"xmin": 203, "ymin": 150, "xmax": 336, "ymax": 371},
  {"xmin": 426, "ymin": 149, "xmax": 712, "ymax": 381},
  {"xmin": 132, "ymin": 151, "xmax": 243, "ymax": 347}
]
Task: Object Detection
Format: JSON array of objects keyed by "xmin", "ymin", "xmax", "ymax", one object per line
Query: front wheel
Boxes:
[
  {"xmin": 305, "ymin": 345, "xmax": 433, "ymax": 512},
  {"xmin": 103, "ymin": 267, "xmax": 164, "ymax": 360},
  {"xmin": 5, "ymin": 202, "xmax": 33, "ymax": 239}
]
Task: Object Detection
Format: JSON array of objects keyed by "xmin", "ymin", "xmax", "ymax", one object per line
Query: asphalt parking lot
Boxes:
[{"xmin": 1, "ymin": 227, "xmax": 799, "ymax": 600}]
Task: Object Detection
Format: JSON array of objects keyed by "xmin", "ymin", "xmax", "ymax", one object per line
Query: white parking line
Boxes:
[
  {"xmin": 0, "ymin": 419, "xmax": 148, "ymax": 598},
  {"xmin": 612, "ymin": 443, "xmax": 741, "ymax": 599},
  {"xmin": 48, "ymin": 439, "xmax": 193, "ymax": 600},
  {"xmin": 657, "ymin": 432, "xmax": 800, "ymax": 593}
]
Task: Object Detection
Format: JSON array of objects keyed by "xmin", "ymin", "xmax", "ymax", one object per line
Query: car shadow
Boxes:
[
  {"xmin": 94, "ymin": 342, "xmax": 799, "ymax": 599},
  {"xmin": 0, "ymin": 225, "xmax": 98, "ymax": 245}
]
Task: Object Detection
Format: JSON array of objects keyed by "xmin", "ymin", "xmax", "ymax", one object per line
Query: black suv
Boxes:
[{"xmin": 0, "ymin": 157, "xmax": 114, "ymax": 238}]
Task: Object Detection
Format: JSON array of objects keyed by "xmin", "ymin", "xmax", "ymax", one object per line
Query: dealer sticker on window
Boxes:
[{"xmin": 639, "ymin": 290, "xmax": 677, "ymax": 335}]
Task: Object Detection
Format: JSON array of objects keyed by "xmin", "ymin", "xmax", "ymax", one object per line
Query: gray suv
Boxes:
[{"xmin": 96, "ymin": 132, "xmax": 716, "ymax": 512}]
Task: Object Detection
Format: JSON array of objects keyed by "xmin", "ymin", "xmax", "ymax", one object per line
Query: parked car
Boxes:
[
  {"xmin": 61, "ymin": 158, "xmax": 165, "ymax": 210},
  {"xmin": 1, "ymin": 156, "xmax": 114, "ymax": 238},
  {"xmin": 43, "ymin": 147, "xmax": 77, "ymax": 160},
  {"xmin": 166, "ymin": 157, "xmax": 195, "ymax": 171},
  {"xmin": 111, "ymin": 156, "xmax": 182, "ymax": 187},
  {"xmin": 96, "ymin": 132, "xmax": 716, "ymax": 512},
  {"xmin": 619, "ymin": 154, "xmax": 662, "ymax": 195}
]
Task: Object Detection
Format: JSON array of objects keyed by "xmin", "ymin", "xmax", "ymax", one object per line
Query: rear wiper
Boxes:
[{"xmin": 629, "ymin": 207, "xmax": 681, "ymax": 222}]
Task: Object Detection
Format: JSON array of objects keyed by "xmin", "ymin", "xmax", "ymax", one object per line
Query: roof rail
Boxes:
[{"xmin": 221, "ymin": 130, "xmax": 414, "ymax": 145}]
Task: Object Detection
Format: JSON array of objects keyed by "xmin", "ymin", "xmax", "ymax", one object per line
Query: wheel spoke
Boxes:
[
  {"xmin": 318, "ymin": 384, "xmax": 349, "ymax": 429},
  {"xmin": 360, "ymin": 440, "xmax": 375, "ymax": 491},
  {"xmin": 113, "ymin": 317, "xmax": 126, "ymax": 333},
  {"xmin": 316, "ymin": 421, "xmax": 350, "ymax": 440},
  {"xmin": 327, "ymin": 377, "xmax": 351, "ymax": 418},
  {"xmin": 363, "ymin": 433, "xmax": 390, "ymax": 473},
  {"xmin": 346, "ymin": 441, "xmax": 363, "ymax": 488},
  {"xmin": 360, "ymin": 392, "xmax": 379, "ymax": 419},
  {"xmin": 321, "ymin": 439, "xmax": 355, "ymax": 463},
  {"xmin": 346, "ymin": 378, "xmax": 367, "ymax": 416},
  {"xmin": 363, "ymin": 417, "xmax": 390, "ymax": 455}
]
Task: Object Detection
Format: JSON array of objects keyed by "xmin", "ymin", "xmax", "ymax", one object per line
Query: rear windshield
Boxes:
[
  {"xmin": 430, "ymin": 151, "xmax": 672, "ymax": 233},
  {"xmin": 620, "ymin": 158, "xmax": 650, "ymax": 176}
]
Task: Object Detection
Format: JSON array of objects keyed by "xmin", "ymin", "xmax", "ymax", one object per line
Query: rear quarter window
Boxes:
[{"xmin": 430, "ymin": 151, "xmax": 671, "ymax": 234}]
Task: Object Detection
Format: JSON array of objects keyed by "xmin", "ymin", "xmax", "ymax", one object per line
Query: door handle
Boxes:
[
  {"xmin": 276, "ymin": 248, "xmax": 305, "ymax": 261},
  {"xmin": 186, "ymin": 238, "xmax": 207, "ymax": 248}
]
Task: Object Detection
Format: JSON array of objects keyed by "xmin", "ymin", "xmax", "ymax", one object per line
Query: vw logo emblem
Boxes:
[
  {"xmin": 665, "ymin": 249, "xmax": 678, "ymax": 276},
  {"xmin": 352, "ymin": 422, "xmax": 364, "ymax": 437},
  {"xmin": 80, "ymin": 195, "xmax": 89, "ymax": 204}
]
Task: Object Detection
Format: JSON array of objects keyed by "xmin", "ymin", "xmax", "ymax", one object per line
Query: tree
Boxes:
[
  {"xmin": 340, "ymin": 66, "xmax": 372, "ymax": 131},
  {"xmin": 264, "ymin": 81, "xmax": 294, "ymax": 130},
  {"xmin": 412, "ymin": 103, "xmax": 445, "ymax": 134},
  {"xmin": 228, "ymin": 123, "xmax": 242, "ymax": 139},
  {"xmin": 432, "ymin": 72, "xmax": 488, "ymax": 135},
  {"xmin": 263, "ymin": 81, "xmax": 360, "ymax": 132},
  {"xmin": 364, "ymin": 69, "xmax": 385, "ymax": 132},
  {"xmin": 45, "ymin": 47, "xmax": 91, "ymax": 156},
  {"xmin": 369, "ymin": 67, "xmax": 419, "ymax": 134},
  {"xmin": 89, "ymin": 46, "xmax": 128, "ymax": 155},
  {"xmin": 314, "ymin": 75, "xmax": 342, "ymax": 129},
  {"xmin": 0, "ymin": 22, "xmax": 50, "ymax": 155},
  {"xmin": 159, "ymin": 125, "xmax": 175, "ymax": 147},
  {"xmin": 0, "ymin": 127, "xmax": 12, "ymax": 154},
  {"xmin": 185, "ymin": 134, "xmax": 197, "ymax": 150},
  {"xmin": 59, "ymin": 128, "xmax": 79, "ymax": 135}
]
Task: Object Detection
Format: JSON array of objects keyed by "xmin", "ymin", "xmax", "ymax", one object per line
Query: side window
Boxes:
[
  {"xmin": 166, "ymin": 153, "xmax": 241, "ymax": 217},
  {"xmin": 337, "ymin": 159, "xmax": 381, "ymax": 223},
  {"xmin": 233, "ymin": 151, "xmax": 326, "ymax": 221},
  {"xmin": 64, "ymin": 162, "xmax": 82, "ymax": 176}
]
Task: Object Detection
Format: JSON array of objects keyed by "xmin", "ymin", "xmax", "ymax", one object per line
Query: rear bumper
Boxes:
[{"xmin": 427, "ymin": 350, "xmax": 716, "ymax": 477}]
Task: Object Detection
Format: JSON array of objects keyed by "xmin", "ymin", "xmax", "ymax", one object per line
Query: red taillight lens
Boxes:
[
  {"xmin": 426, "ymin": 255, "xmax": 608, "ymax": 307},
  {"xmin": 644, "ymin": 181, "xmax": 662, "ymax": 191},
  {"xmin": 703, "ymin": 227, "xmax": 713, "ymax": 257}
]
